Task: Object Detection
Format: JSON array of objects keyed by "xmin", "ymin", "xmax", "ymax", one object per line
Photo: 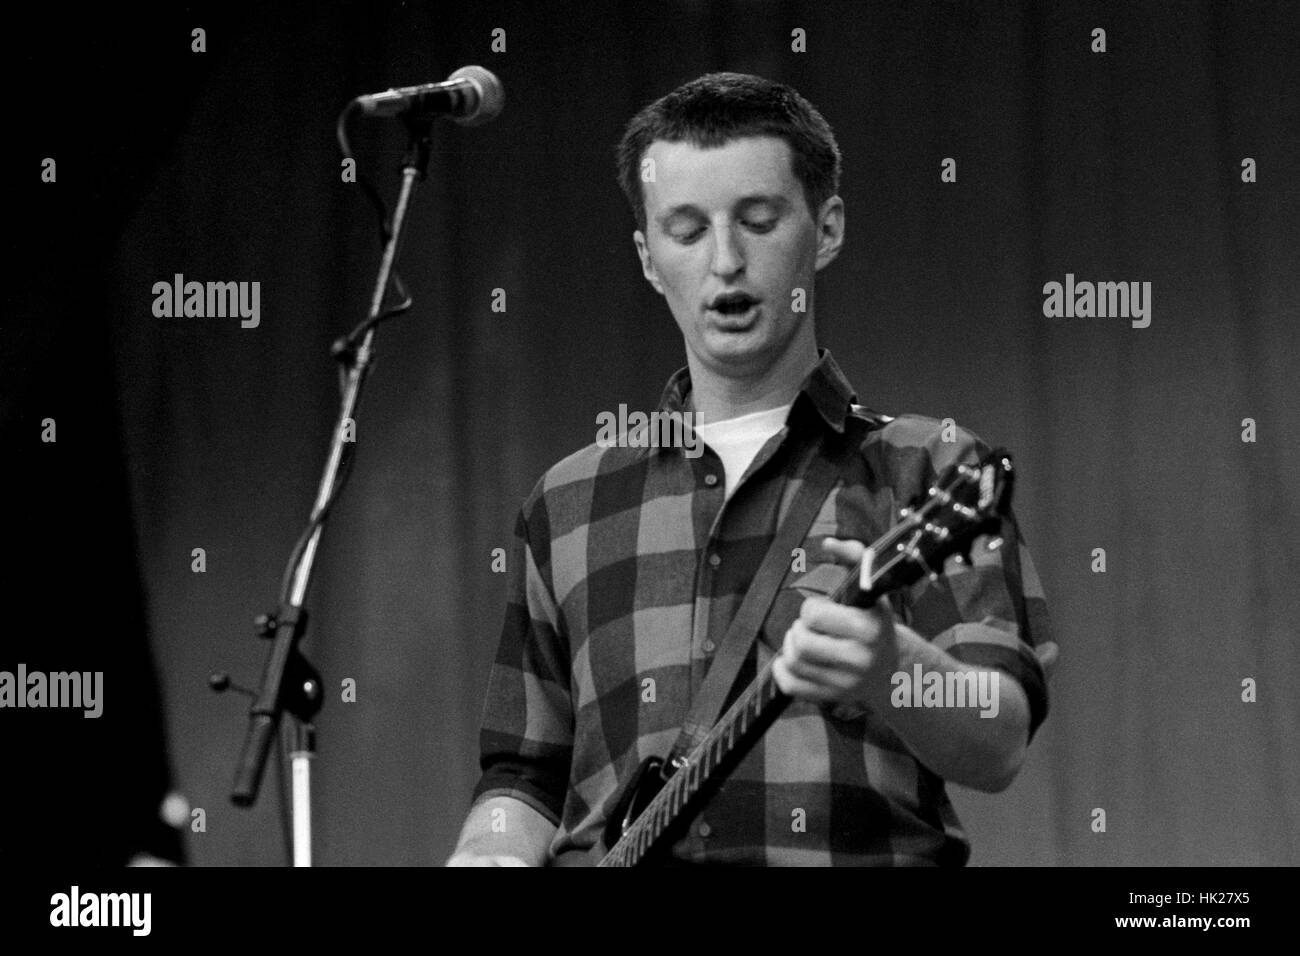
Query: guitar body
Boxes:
[
  {"xmin": 550, "ymin": 743, "xmax": 772, "ymax": 865},
  {"xmin": 604, "ymin": 756, "xmax": 667, "ymax": 853},
  {"xmin": 545, "ymin": 757, "xmax": 667, "ymax": 866}
]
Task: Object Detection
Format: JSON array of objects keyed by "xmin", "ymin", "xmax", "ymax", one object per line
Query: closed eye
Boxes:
[{"xmin": 669, "ymin": 219, "xmax": 776, "ymax": 243}]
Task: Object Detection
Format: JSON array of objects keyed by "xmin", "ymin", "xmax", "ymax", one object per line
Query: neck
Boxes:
[{"xmin": 686, "ymin": 327, "xmax": 819, "ymax": 424}]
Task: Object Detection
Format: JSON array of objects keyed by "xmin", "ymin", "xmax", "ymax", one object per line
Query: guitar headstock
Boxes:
[{"xmin": 857, "ymin": 448, "xmax": 1015, "ymax": 600}]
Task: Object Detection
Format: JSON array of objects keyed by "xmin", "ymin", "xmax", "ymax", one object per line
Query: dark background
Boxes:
[{"xmin": 3, "ymin": 0, "xmax": 1297, "ymax": 866}]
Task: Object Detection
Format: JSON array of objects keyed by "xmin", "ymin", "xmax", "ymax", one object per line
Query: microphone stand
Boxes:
[{"xmin": 219, "ymin": 111, "xmax": 434, "ymax": 866}]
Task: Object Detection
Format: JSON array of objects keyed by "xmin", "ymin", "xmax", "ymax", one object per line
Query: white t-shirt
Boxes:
[{"xmin": 692, "ymin": 403, "xmax": 793, "ymax": 500}]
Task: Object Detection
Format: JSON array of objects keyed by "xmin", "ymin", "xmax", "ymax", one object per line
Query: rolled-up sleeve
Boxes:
[{"xmin": 471, "ymin": 495, "xmax": 574, "ymax": 823}]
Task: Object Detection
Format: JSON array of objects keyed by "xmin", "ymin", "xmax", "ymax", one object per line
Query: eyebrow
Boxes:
[{"xmin": 655, "ymin": 194, "xmax": 791, "ymax": 226}]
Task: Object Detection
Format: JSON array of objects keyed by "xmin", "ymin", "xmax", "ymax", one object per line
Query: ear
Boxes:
[
  {"xmin": 813, "ymin": 196, "xmax": 845, "ymax": 272},
  {"xmin": 633, "ymin": 229, "xmax": 665, "ymax": 296}
]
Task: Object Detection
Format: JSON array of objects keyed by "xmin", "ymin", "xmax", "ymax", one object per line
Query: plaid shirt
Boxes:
[{"xmin": 473, "ymin": 349, "xmax": 1053, "ymax": 865}]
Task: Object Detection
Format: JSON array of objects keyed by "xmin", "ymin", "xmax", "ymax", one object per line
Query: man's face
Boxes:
[{"xmin": 633, "ymin": 135, "xmax": 843, "ymax": 379}]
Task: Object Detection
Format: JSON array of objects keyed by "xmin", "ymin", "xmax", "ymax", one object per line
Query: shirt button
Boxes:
[
  {"xmin": 698, "ymin": 821, "xmax": 712, "ymax": 838},
  {"xmin": 702, "ymin": 639, "xmax": 716, "ymax": 655},
  {"xmin": 708, "ymin": 553, "xmax": 721, "ymax": 568},
  {"xmin": 704, "ymin": 473, "xmax": 718, "ymax": 487}
]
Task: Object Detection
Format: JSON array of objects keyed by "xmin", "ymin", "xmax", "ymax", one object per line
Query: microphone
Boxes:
[{"xmin": 353, "ymin": 65, "xmax": 504, "ymax": 125}]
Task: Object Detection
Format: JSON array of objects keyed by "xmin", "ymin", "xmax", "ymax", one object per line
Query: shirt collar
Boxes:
[{"xmin": 654, "ymin": 348, "xmax": 857, "ymax": 448}]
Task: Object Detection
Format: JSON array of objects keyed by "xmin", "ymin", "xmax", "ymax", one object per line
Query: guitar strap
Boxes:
[{"xmin": 665, "ymin": 424, "xmax": 857, "ymax": 768}]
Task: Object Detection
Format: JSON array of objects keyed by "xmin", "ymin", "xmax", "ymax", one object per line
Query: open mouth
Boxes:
[{"xmin": 706, "ymin": 291, "xmax": 762, "ymax": 321}]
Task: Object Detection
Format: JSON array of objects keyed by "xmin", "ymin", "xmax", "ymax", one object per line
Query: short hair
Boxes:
[{"xmin": 616, "ymin": 72, "xmax": 842, "ymax": 232}]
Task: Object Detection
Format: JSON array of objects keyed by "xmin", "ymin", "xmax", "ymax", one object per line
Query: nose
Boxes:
[{"xmin": 709, "ymin": 222, "xmax": 746, "ymax": 279}]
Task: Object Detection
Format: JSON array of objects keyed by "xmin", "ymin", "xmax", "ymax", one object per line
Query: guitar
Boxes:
[{"xmin": 565, "ymin": 447, "xmax": 1016, "ymax": 867}]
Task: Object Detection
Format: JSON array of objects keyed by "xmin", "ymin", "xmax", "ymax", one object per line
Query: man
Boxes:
[{"xmin": 449, "ymin": 72, "xmax": 1055, "ymax": 866}]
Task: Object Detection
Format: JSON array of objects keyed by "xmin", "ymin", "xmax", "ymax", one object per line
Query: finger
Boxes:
[
  {"xmin": 820, "ymin": 537, "xmax": 866, "ymax": 567},
  {"xmin": 782, "ymin": 651, "xmax": 864, "ymax": 693},
  {"xmin": 772, "ymin": 655, "xmax": 840, "ymax": 702},
  {"xmin": 800, "ymin": 596, "xmax": 885, "ymax": 644},
  {"xmin": 773, "ymin": 629, "xmax": 798, "ymax": 694},
  {"xmin": 786, "ymin": 620, "xmax": 874, "ymax": 671}
]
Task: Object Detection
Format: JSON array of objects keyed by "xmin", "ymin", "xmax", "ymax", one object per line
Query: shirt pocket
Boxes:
[{"xmin": 763, "ymin": 561, "xmax": 852, "ymax": 649}]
